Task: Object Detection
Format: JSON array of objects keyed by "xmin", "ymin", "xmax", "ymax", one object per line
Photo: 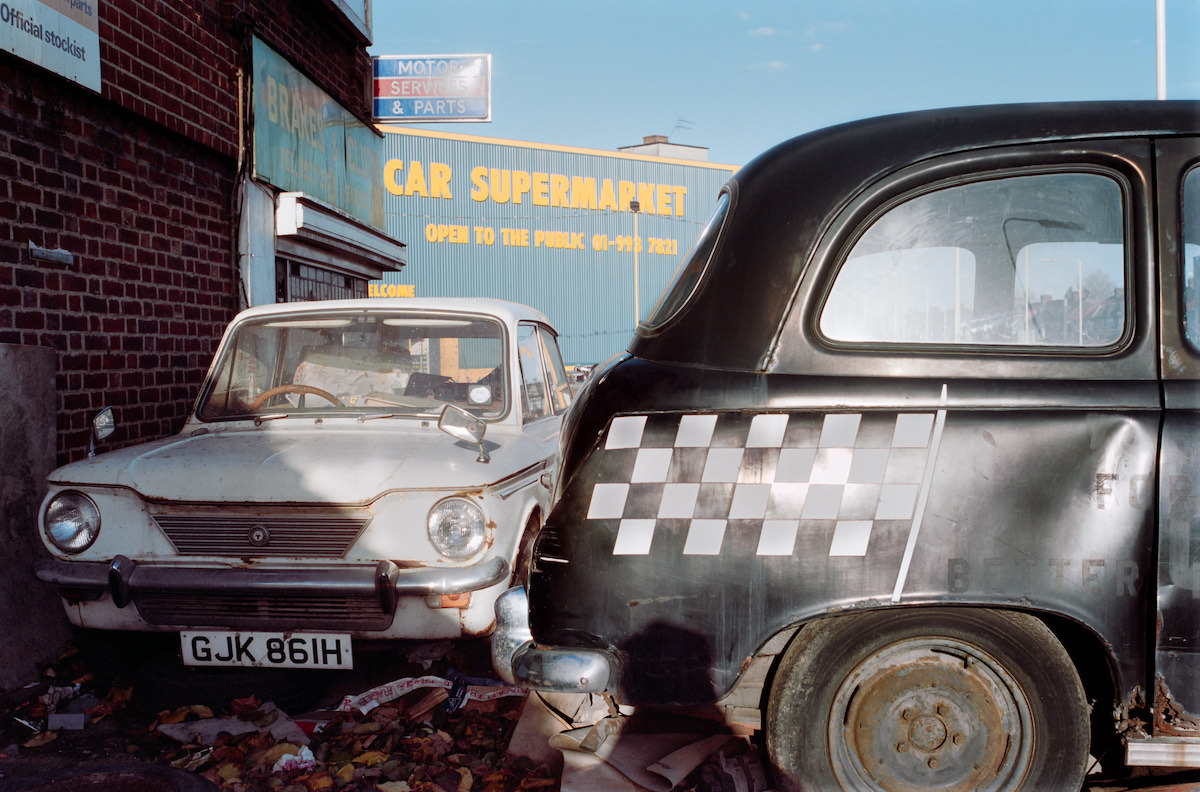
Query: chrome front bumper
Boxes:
[
  {"xmin": 491, "ymin": 585, "xmax": 617, "ymax": 693},
  {"xmin": 35, "ymin": 555, "xmax": 509, "ymax": 613}
]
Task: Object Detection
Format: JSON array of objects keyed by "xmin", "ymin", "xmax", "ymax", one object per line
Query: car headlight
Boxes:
[
  {"xmin": 427, "ymin": 498, "xmax": 487, "ymax": 560},
  {"xmin": 44, "ymin": 491, "xmax": 101, "ymax": 554}
]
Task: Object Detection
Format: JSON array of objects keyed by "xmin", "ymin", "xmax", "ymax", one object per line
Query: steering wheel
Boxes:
[{"xmin": 250, "ymin": 384, "xmax": 343, "ymax": 410}]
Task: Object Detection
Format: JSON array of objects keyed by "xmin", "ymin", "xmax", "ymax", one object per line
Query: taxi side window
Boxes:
[
  {"xmin": 820, "ymin": 172, "xmax": 1127, "ymax": 349},
  {"xmin": 1184, "ymin": 168, "xmax": 1200, "ymax": 350}
]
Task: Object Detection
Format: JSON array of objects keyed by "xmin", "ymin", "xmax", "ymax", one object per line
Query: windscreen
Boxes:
[{"xmin": 197, "ymin": 311, "xmax": 506, "ymax": 420}]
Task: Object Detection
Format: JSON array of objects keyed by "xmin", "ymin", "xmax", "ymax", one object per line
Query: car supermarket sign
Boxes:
[{"xmin": 372, "ymin": 54, "xmax": 491, "ymax": 123}]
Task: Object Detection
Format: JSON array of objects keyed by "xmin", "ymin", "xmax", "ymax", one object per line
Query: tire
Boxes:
[{"xmin": 765, "ymin": 608, "xmax": 1088, "ymax": 792}]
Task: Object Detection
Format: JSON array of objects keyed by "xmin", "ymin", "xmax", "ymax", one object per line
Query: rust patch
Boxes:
[
  {"xmin": 1154, "ymin": 675, "xmax": 1200, "ymax": 737},
  {"xmin": 482, "ymin": 519, "xmax": 497, "ymax": 553},
  {"xmin": 1115, "ymin": 685, "xmax": 1149, "ymax": 738}
]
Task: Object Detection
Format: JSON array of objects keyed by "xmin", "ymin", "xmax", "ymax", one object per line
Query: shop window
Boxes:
[{"xmin": 275, "ymin": 258, "xmax": 367, "ymax": 303}]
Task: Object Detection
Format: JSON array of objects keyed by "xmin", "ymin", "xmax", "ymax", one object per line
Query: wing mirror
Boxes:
[
  {"xmin": 88, "ymin": 407, "xmax": 115, "ymax": 457},
  {"xmin": 438, "ymin": 404, "xmax": 490, "ymax": 463}
]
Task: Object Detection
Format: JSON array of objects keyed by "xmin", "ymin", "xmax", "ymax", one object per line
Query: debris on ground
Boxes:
[
  {"xmin": 0, "ymin": 638, "xmax": 776, "ymax": 792},
  {"xmin": 0, "ymin": 640, "xmax": 559, "ymax": 792}
]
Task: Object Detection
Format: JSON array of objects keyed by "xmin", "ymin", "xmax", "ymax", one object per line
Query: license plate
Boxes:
[{"xmin": 180, "ymin": 631, "xmax": 353, "ymax": 669}]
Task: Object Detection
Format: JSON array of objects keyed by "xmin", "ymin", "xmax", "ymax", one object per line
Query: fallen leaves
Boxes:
[
  {"xmin": 176, "ymin": 695, "xmax": 553, "ymax": 792},
  {"xmin": 1, "ymin": 640, "xmax": 559, "ymax": 792}
]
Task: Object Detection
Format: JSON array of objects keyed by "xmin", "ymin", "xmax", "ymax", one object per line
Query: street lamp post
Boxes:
[
  {"xmin": 1157, "ymin": 0, "xmax": 1167, "ymax": 99},
  {"xmin": 630, "ymin": 199, "xmax": 641, "ymax": 326}
]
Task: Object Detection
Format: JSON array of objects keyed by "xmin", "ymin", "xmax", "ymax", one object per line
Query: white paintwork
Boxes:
[
  {"xmin": 50, "ymin": 422, "xmax": 546, "ymax": 503},
  {"xmin": 39, "ymin": 298, "xmax": 567, "ymax": 641}
]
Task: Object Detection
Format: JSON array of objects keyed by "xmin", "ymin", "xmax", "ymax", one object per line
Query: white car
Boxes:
[{"xmin": 35, "ymin": 298, "xmax": 571, "ymax": 670}]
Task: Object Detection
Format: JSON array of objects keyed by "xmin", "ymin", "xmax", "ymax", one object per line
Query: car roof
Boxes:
[
  {"xmin": 230, "ymin": 297, "xmax": 556, "ymax": 331},
  {"xmin": 630, "ymin": 100, "xmax": 1200, "ymax": 372}
]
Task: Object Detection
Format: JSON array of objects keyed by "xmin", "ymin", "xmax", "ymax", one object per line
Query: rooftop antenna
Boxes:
[{"xmin": 669, "ymin": 118, "xmax": 695, "ymax": 139}]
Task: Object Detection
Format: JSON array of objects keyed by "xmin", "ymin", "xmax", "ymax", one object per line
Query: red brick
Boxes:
[{"xmin": 3, "ymin": 1, "xmax": 365, "ymax": 466}]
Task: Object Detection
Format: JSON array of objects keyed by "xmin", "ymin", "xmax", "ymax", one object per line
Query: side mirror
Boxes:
[
  {"xmin": 89, "ymin": 407, "xmax": 115, "ymax": 457},
  {"xmin": 438, "ymin": 404, "xmax": 490, "ymax": 463}
]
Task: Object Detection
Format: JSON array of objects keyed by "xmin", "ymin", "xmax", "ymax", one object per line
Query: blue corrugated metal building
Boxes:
[{"xmin": 373, "ymin": 127, "xmax": 738, "ymax": 365}]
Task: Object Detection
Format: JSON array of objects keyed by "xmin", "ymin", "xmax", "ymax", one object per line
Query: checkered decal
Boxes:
[{"xmin": 585, "ymin": 411, "xmax": 940, "ymax": 558}]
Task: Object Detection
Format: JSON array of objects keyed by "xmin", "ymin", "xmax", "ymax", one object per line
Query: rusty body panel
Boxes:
[
  {"xmin": 530, "ymin": 362, "xmax": 1158, "ymax": 705},
  {"xmin": 492, "ymin": 103, "xmax": 1200, "ymax": 786}
]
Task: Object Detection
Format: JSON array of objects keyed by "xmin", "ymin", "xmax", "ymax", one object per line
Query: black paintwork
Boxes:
[{"xmin": 528, "ymin": 102, "xmax": 1200, "ymax": 729}]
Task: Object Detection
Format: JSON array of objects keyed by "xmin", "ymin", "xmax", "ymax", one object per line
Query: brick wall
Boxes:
[
  {"xmin": 102, "ymin": 1, "xmax": 239, "ymax": 159},
  {"xmin": 0, "ymin": 0, "xmax": 373, "ymax": 466},
  {"xmin": 96, "ymin": 0, "xmax": 373, "ymax": 160},
  {"xmin": 0, "ymin": 57, "xmax": 236, "ymax": 466},
  {"xmin": 220, "ymin": 0, "xmax": 373, "ymax": 125}
]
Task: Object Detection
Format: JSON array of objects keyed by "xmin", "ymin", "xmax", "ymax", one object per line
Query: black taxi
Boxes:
[{"xmin": 493, "ymin": 101, "xmax": 1200, "ymax": 791}]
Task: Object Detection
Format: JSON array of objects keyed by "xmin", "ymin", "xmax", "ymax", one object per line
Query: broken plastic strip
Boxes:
[{"xmin": 338, "ymin": 673, "xmax": 526, "ymax": 714}]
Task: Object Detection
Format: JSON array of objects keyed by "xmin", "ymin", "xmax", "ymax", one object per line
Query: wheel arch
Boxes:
[
  {"xmin": 737, "ymin": 604, "xmax": 1123, "ymax": 758},
  {"xmin": 510, "ymin": 501, "xmax": 544, "ymax": 585},
  {"xmin": 755, "ymin": 604, "xmax": 1100, "ymax": 791},
  {"xmin": 1036, "ymin": 608, "xmax": 1125, "ymax": 765}
]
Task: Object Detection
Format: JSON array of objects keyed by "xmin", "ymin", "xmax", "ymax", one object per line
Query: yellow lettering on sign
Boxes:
[
  {"xmin": 637, "ymin": 183, "xmax": 656, "ymax": 215},
  {"xmin": 533, "ymin": 230, "xmax": 587, "ymax": 249},
  {"xmin": 490, "ymin": 169, "xmax": 511, "ymax": 203},
  {"xmin": 599, "ymin": 179, "xmax": 617, "ymax": 211},
  {"xmin": 399, "ymin": 163, "xmax": 690, "ymax": 215},
  {"xmin": 384, "ymin": 160, "xmax": 450, "ymax": 198},
  {"xmin": 368, "ymin": 283, "xmax": 416, "ymax": 298},
  {"xmin": 470, "ymin": 166, "xmax": 489, "ymax": 201},
  {"xmin": 571, "ymin": 176, "xmax": 597, "ymax": 210},
  {"xmin": 423, "ymin": 223, "xmax": 468, "ymax": 243},
  {"xmin": 405, "ymin": 161, "xmax": 429, "ymax": 197},
  {"xmin": 618, "ymin": 181, "xmax": 636, "ymax": 212},
  {"xmin": 384, "ymin": 159, "xmax": 405, "ymax": 196},
  {"xmin": 550, "ymin": 174, "xmax": 569, "ymax": 208},
  {"xmin": 657, "ymin": 183, "xmax": 672, "ymax": 216},
  {"xmin": 501, "ymin": 228, "xmax": 530, "ymax": 246},
  {"xmin": 532, "ymin": 172, "xmax": 550, "ymax": 207},
  {"xmin": 430, "ymin": 163, "xmax": 452, "ymax": 199},
  {"xmin": 512, "ymin": 170, "xmax": 531, "ymax": 204}
]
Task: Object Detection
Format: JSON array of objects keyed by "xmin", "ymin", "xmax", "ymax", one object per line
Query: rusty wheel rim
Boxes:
[{"xmin": 828, "ymin": 637, "xmax": 1034, "ymax": 792}]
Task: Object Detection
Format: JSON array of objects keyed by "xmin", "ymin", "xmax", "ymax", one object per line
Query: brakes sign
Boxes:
[{"xmin": 181, "ymin": 631, "xmax": 353, "ymax": 669}]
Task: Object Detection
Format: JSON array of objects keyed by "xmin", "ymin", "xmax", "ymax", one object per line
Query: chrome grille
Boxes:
[
  {"xmin": 134, "ymin": 592, "xmax": 389, "ymax": 630},
  {"xmin": 153, "ymin": 513, "xmax": 370, "ymax": 557}
]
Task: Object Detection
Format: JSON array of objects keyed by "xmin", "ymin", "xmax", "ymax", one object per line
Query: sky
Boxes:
[{"xmin": 368, "ymin": 1, "xmax": 1200, "ymax": 166}]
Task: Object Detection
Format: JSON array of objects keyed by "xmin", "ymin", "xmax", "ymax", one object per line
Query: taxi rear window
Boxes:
[
  {"xmin": 642, "ymin": 192, "xmax": 730, "ymax": 331},
  {"xmin": 819, "ymin": 172, "xmax": 1127, "ymax": 349}
]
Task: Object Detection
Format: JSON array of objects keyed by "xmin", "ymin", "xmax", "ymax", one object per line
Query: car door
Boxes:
[
  {"xmin": 1154, "ymin": 138, "xmax": 1200, "ymax": 735},
  {"xmin": 766, "ymin": 140, "xmax": 1161, "ymax": 710}
]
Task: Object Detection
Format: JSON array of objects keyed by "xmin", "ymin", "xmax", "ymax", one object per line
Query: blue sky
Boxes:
[{"xmin": 369, "ymin": 1, "xmax": 1200, "ymax": 166}]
